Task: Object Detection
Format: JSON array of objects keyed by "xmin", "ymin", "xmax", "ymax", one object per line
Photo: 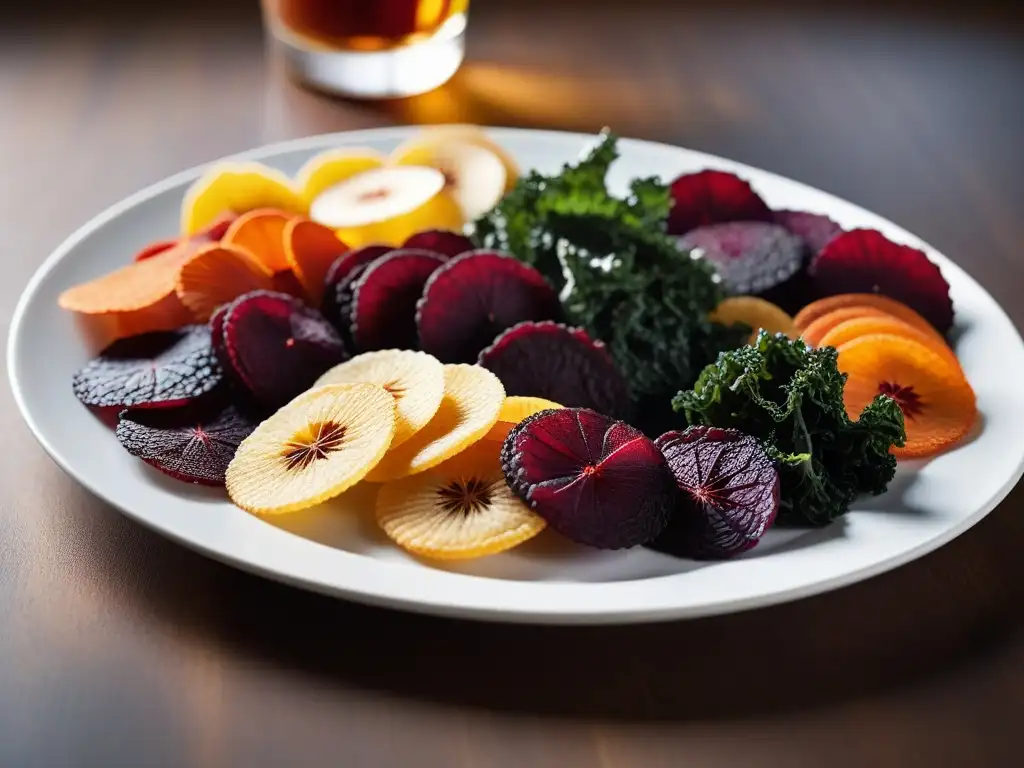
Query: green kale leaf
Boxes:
[
  {"xmin": 672, "ymin": 332, "xmax": 907, "ymax": 526},
  {"xmin": 471, "ymin": 130, "xmax": 746, "ymax": 409}
]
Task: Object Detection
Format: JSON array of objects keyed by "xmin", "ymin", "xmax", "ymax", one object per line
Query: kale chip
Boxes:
[{"xmin": 673, "ymin": 332, "xmax": 907, "ymax": 526}]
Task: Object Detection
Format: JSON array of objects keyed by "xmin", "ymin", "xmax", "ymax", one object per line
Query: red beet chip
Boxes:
[
  {"xmin": 270, "ymin": 270, "xmax": 308, "ymax": 301},
  {"xmin": 133, "ymin": 216, "xmax": 235, "ymax": 262},
  {"xmin": 209, "ymin": 303, "xmax": 230, "ymax": 369},
  {"xmin": 200, "ymin": 216, "xmax": 236, "ymax": 243},
  {"xmin": 116, "ymin": 402, "xmax": 256, "ymax": 486},
  {"xmin": 351, "ymin": 249, "xmax": 445, "ymax": 352},
  {"xmin": 678, "ymin": 221, "xmax": 804, "ymax": 295},
  {"xmin": 402, "ymin": 229, "xmax": 475, "ymax": 259},
  {"xmin": 809, "ymin": 229, "xmax": 954, "ymax": 333},
  {"xmin": 479, "ymin": 321, "xmax": 631, "ymax": 419},
  {"xmin": 667, "ymin": 169, "xmax": 773, "ymax": 235},
  {"xmin": 223, "ymin": 290, "xmax": 347, "ymax": 407},
  {"xmin": 417, "ymin": 251, "xmax": 563, "ymax": 364},
  {"xmin": 321, "ymin": 244, "xmax": 393, "ymax": 338},
  {"xmin": 773, "ymin": 209, "xmax": 843, "ymax": 255},
  {"xmin": 72, "ymin": 325, "xmax": 223, "ymax": 410},
  {"xmin": 133, "ymin": 238, "xmax": 178, "ymax": 263},
  {"xmin": 501, "ymin": 408, "xmax": 677, "ymax": 549},
  {"xmin": 650, "ymin": 427, "xmax": 779, "ymax": 560}
]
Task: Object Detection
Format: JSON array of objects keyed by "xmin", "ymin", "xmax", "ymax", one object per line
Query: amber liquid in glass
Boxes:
[{"xmin": 268, "ymin": 0, "xmax": 469, "ymax": 52}]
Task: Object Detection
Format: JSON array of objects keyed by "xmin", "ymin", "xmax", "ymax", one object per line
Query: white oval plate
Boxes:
[{"xmin": 9, "ymin": 127, "xmax": 1024, "ymax": 624}]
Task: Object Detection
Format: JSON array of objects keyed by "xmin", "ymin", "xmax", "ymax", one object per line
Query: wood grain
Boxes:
[{"xmin": 2, "ymin": 1, "xmax": 1023, "ymax": 766}]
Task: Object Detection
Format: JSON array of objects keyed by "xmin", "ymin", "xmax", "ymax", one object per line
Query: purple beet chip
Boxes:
[
  {"xmin": 116, "ymin": 401, "xmax": 256, "ymax": 486},
  {"xmin": 72, "ymin": 325, "xmax": 223, "ymax": 410},
  {"xmin": 350, "ymin": 249, "xmax": 445, "ymax": 352},
  {"xmin": 501, "ymin": 408, "xmax": 678, "ymax": 549},
  {"xmin": 418, "ymin": 251, "xmax": 563, "ymax": 364},
  {"xmin": 678, "ymin": 221, "xmax": 804, "ymax": 295},
  {"xmin": 651, "ymin": 426, "xmax": 779, "ymax": 560},
  {"xmin": 209, "ymin": 303, "xmax": 230, "ymax": 371},
  {"xmin": 223, "ymin": 290, "xmax": 347, "ymax": 408},
  {"xmin": 479, "ymin": 321, "xmax": 631, "ymax": 420},
  {"xmin": 402, "ymin": 229, "xmax": 475, "ymax": 259},
  {"xmin": 773, "ymin": 209, "xmax": 844, "ymax": 255},
  {"xmin": 321, "ymin": 244, "xmax": 393, "ymax": 342}
]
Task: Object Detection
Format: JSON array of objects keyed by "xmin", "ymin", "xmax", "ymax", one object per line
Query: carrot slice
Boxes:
[
  {"xmin": 221, "ymin": 209, "xmax": 294, "ymax": 273},
  {"xmin": 709, "ymin": 296, "xmax": 797, "ymax": 343},
  {"xmin": 176, "ymin": 244, "xmax": 274, "ymax": 322},
  {"xmin": 819, "ymin": 316, "xmax": 958, "ymax": 367},
  {"xmin": 837, "ymin": 334, "xmax": 976, "ymax": 458},
  {"xmin": 800, "ymin": 306, "xmax": 893, "ymax": 347},
  {"xmin": 794, "ymin": 293, "xmax": 946, "ymax": 341},
  {"xmin": 283, "ymin": 219, "xmax": 349, "ymax": 305},
  {"xmin": 58, "ymin": 243, "xmax": 194, "ymax": 314},
  {"xmin": 74, "ymin": 292, "xmax": 196, "ymax": 348}
]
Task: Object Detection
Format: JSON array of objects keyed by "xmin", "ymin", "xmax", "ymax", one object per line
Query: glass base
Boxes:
[{"xmin": 270, "ymin": 13, "xmax": 467, "ymax": 100}]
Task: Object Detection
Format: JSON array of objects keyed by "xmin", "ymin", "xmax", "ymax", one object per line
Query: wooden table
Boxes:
[{"xmin": 3, "ymin": 1, "xmax": 1023, "ymax": 765}]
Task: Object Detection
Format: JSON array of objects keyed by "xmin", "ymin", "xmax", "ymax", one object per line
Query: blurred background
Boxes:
[{"xmin": 2, "ymin": 0, "xmax": 1021, "ymax": 270}]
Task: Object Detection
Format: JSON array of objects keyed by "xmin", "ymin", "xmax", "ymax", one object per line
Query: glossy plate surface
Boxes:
[{"xmin": 9, "ymin": 127, "xmax": 1023, "ymax": 624}]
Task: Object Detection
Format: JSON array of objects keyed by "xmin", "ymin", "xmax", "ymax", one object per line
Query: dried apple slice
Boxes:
[
  {"xmin": 391, "ymin": 125, "xmax": 520, "ymax": 192},
  {"xmin": 391, "ymin": 139, "xmax": 507, "ymax": 220},
  {"xmin": 309, "ymin": 166, "xmax": 463, "ymax": 248},
  {"xmin": 294, "ymin": 147, "xmax": 386, "ymax": 207}
]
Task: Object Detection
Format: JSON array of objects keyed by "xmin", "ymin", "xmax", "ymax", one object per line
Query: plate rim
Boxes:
[{"xmin": 9, "ymin": 125, "xmax": 1024, "ymax": 625}]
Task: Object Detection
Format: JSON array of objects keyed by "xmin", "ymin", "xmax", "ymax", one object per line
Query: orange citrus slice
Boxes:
[
  {"xmin": 800, "ymin": 306, "xmax": 894, "ymax": 347},
  {"xmin": 818, "ymin": 316, "xmax": 958, "ymax": 367},
  {"xmin": 837, "ymin": 334, "xmax": 976, "ymax": 458},
  {"xmin": 794, "ymin": 294, "xmax": 945, "ymax": 341}
]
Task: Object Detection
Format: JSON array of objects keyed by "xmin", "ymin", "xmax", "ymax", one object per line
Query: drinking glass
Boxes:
[{"xmin": 261, "ymin": 0, "xmax": 469, "ymax": 99}]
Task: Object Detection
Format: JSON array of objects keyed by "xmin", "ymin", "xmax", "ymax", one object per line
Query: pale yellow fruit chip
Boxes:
[
  {"xmin": 390, "ymin": 125, "xmax": 520, "ymax": 192},
  {"xmin": 390, "ymin": 139, "xmax": 507, "ymax": 220},
  {"xmin": 483, "ymin": 396, "xmax": 563, "ymax": 442},
  {"xmin": 181, "ymin": 162, "xmax": 306, "ymax": 235},
  {"xmin": 376, "ymin": 439, "xmax": 545, "ymax": 560},
  {"xmin": 293, "ymin": 147, "xmax": 387, "ymax": 207},
  {"xmin": 226, "ymin": 383, "xmax": 396, "ymax": 515},
  {"xmin": 365, "ymin": 364, "xmax": 504, "ymax": 482},
  {"xmin": 309, "ymin": 165, "xmax": 465, "ymax": 248},
  {"xmin": 709, "ymin": 296, "xmax": 797, "ymax": 344},
  {"xmin": 313, "ymin": 350, "xmax": 445, "ymax": 448}
]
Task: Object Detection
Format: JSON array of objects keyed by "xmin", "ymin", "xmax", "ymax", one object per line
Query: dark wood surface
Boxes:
[{"xmin": 2, "ymin": 1, "xmax": 1024, "ymax": 765}]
